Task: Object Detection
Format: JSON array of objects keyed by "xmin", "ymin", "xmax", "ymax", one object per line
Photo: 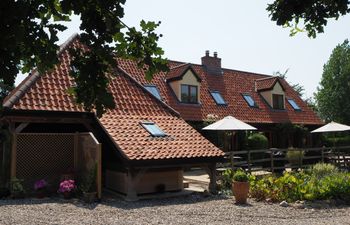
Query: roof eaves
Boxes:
[
  {"xmin": 3, "ymin": 33, "xmax": 80, "ymax": 109},
  {"xmin": 3, "ymin": 70, "xmax": 41, "ymax": 108}
]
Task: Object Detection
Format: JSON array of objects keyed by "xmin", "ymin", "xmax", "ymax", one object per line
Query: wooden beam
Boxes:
[
  {"xmin": 203, "ymin": 163, "xmax": 217, "ymax": 194},
  {"xmin": 96, "ymin": 143, "xmax": 102, "ymax": 199},
  {"xmin": 4, "ymin": 116, "xmax": 92, "ymax": 124},
  {"xmin": 10, "ymin": 133, "xmax": 17, "ymax": 178},
  {"xmin": 15, "ymin": 123, "xmax": 29, "ymax": 133}
]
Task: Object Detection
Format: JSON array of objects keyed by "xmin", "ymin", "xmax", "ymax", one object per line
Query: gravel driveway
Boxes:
[{"xmin": 1, "ymin": 194, "xmax": 349, "ymax": 225}]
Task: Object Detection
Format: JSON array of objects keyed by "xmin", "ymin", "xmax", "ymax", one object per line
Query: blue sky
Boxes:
[{"xmin": 15, "ymin": 1, "xmax": 350, "ymax": 99}]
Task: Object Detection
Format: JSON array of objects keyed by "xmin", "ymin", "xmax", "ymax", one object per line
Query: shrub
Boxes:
[
  {"xmin": 221, "ymin": 169, "xmax": 235, "ymax": 190},
  {"xmin": 232, "ymin": 169, "xmax": 248, "ymax": 182},
  {"xmin": 286, "ymin": 148, "xmax": 304, "ymax": 165},
  {"xmin": 308, "ymin": 163, "xmax": 338, "ymax": 178},
  {"xmin": 80, "ymin": 164, "xmax": 97, "ymax": 193},
  {"xmin": 247, "ymin": 133, "xmax": 268, "ymax": 150},
  {"xmin": 324, "ymin": 135, "xmax": 350, "ymax": 147},
  {"xmin": 10, "ymin": 177, "xmax": 25, "ymax": 194},
  {"xmin": 249, "ymin": 166, "xmax": 350, "ymax": 202}
]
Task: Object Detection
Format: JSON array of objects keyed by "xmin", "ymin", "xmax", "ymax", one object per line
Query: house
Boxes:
[
  {"xmin": 117, "ymin": 51, "xmax": 323, "ymax": 148},
  {"xmin": 1, "ymin": 35, "xmax": 224, "ymax": 200}
]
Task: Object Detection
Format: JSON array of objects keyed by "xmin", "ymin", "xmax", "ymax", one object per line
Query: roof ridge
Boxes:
[
  {"xmin": 116, "ymin": 66, "xmax": 181, "ymax": 118},
  {"xmin": 168, "ymin": 60, "xmax": 273, "ymax": 78},
  {"xmin": 169, "ymin": 63, "xmax": 190, "ymax": 70},
  {"xmin": 3, "ymin": 33, "xmax": 80, "ymax": 109},
  {"xmin": 255, "ymin": 76, "xmax": 278, "ymax": 81}
]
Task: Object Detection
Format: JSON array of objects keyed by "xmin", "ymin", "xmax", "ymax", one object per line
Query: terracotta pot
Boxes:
[
  {"xmin": 232, "ymin": 181, "xmax": 249, "ymax": 204},
  {"xmin": 62, "ymin": 192, "xmax": 72, "ymax": 199},
  {"xmin": 36, "ymin": 189, "xmax": 47, "ymax": 199}
]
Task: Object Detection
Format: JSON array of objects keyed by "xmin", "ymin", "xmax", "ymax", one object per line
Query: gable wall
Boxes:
[
  {"xmin": 169, "ymin": 70, "xmax": 201, "ymax": 102},
  {"xmin": 260, "ymin": 82, "xmax": 285, "ymax": 108}
]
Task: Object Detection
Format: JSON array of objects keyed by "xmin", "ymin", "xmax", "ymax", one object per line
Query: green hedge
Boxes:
[{"xmin": 324, "ymin": 135, "xmax": 350, "ymax": 147}]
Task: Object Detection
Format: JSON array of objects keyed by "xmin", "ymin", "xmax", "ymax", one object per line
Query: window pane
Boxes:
[
  {"xmin": 211, "ymin": 91, "xmax": 226, "ymax": 105},
  {"xmin": 273, "ymin": 94, "xmax": 284, "ymax": 109},
  {"xmin": 181, "ymin": 85, "xmax": 189, "ymax": 103},
  {"xmin": 144, "ymin": 85, "xmax": 161, "ymax": 100},
  {"xmin": 243, "ymin": 94, "xmax": 256, "ymax": 107},
  {"xmin": 190, "ymin": 86, "xmax": 197, "ymax": 103},
  {"xmin": 142, "ymin": 122, "xmax": 166, "ymax": 137},
  {"xmin": 288, "ymin": 99, "xmax": 301, "ymax": 110}
]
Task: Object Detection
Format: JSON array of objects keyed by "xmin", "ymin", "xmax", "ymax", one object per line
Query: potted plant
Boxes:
[
  {"xmin": 58, "ymin": 179, "xmax": 76, "ymax": 199},
  {"xmin": 10, "ymin": 177, "xmax": 25, "ymax": 199},
  {"xmin": 34, "ymin": 179, "xmax": 48, "ymax": 198},
  {"xmin": 232, "ymin": 169, "xmax": 249, "ymax": 204},
  {"xmin": 80, "ymin": 164, "xmax": 97, "ymax": 203}
]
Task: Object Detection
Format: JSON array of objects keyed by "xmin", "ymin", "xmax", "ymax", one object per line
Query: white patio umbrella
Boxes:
[
  {"xmin": 311, "ymin": 121, "xmax": 350, "ymax": 133},
  {"xmin": 203, "ymin": 116, "xmax": 257, "ymax": 151},
  {"xmin": 202, "ymin": 116, "xmax": 257, "ymax": 131},
  {"xmin": 311, "ymin": 121, "xmax": 350, "ymax": 150}
]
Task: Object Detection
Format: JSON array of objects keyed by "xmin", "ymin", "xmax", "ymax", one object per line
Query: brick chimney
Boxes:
[{"xmin": 201, "ymin": 50, "xmax": 223, "ymax": 75}]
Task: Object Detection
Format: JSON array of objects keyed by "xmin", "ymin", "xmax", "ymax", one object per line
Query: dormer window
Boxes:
[
  {"xmin": 272, "ymin": 94, "xmax": 284, "ymax": 110},
  {"xmin": 210, "ymin": 91, "xmax": 226, "ymax": 105},
  {"xmin": 144, "ymin": 84, "xmax": 161, "ymax": 100},
  {"xmin": 140, "ymin": 121, "xmax": 166, "ymax": 137},
  {"xmin": 181, "ymin": 84, "xmax": 198, "ymax": 103},
  {"xmin": 287, "ymin": 99, "xmax": 301, "ymax": 111}
]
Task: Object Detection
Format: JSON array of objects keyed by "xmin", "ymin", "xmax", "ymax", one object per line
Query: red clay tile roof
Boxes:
[
  {"xmin": 255, "ymin": 77, "xmax": 285, "ymax": 92},
  {"xmin": 4, "ymin": 36, "xmax": 224, "ymax": 162},
  {"xmin": 117, "ymin": 59, "xmax": 322, "ymax": 125},
  {"xmin": 166, "ymin": 63, "xmax": 201, "ymax": 82}
]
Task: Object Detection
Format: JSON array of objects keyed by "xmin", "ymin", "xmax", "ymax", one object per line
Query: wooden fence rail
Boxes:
[{"xmin": 221, "ymin": 146, "xmax": 350, "ymax": 173}]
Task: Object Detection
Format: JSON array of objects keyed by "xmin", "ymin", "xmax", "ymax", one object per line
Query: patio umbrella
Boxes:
[
  {"xmin": 311, "ymin": 121, "xmax": 350, "ymax": 133},
  {"xmin": 203, "ymin": 116, "xmax": 257, "ymax": 151},
  {"xmin": 202, "ymin": 116, "xmax": 257, "ymax": 131},
  {"xmin": 311, "ymin": 121, "xmax": 350, "ymax": 150}
]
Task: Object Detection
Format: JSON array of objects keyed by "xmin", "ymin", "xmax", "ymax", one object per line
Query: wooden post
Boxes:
[
  {"xmin": 337, "ymin": 149, "xmax": 340, "ymax": 167},
  {"xmin": 299, "ymin": 149, "xmax": 302, "ymax": 170},
  {"xmin": 247, "ymin": 149, "xmax": 251, "ymax": 173},
  {"xmin": 96, "ymin": 143, "xmax": 102, "ymax": 199},
  {"xmin": 207, "ymin": 163, "xmax": 217, "ymax": 194},
  {"xmin": 230, "ymin": 151, "xmax": 234, "ymax": 170},
  {"xmin": 10, "ymin": 133, "xmax": 17, "ymax": 178},
  {"xmin": 270, "ymin": 149, "xmax": 274, "ymax": 173},
  {"xmin": 321, "ymin": 147, "xmax": 324, "ymax": 163}
]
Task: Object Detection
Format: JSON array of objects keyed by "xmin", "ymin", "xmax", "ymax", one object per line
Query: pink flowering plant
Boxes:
[
  {"xmin": 58, "ymin": 180, "xmax": 76, "ymax": 193},
  {"xmin": 34, "ymin": 179, "xmax": 48, "ymax": 191}
]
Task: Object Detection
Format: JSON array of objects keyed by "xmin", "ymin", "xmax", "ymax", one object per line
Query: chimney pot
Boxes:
[{"xmin": 201, "ymin": 50, "xmax": 222, "ymax": 75}]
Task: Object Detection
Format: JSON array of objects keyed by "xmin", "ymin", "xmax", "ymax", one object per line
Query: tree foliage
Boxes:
[
  {"xmin": 267, "ymin": 0, "xmax": 350, "ymax": 38},
  {"xmin": 315, "ymin": 40, "xmax": 350, "ymax": 123},
  {"xmin": 0, "ymin": 0, "xmax": 168, "ymax": 116}
]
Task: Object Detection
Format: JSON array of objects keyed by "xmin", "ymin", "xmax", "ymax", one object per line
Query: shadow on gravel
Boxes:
[
  {"xmin": 101, "ymin": 193, "xmax": 231, "ymax": 210},
  {"xmin": 0, "ymin": 193, "xmax": 231, "ymax": 210}
]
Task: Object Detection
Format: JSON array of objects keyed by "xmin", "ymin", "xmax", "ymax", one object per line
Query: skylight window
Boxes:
[
  {"xmin": 141, "ymin": 122, "xmax": 166, "ymax": 137},
  {"xmin": 210, "ymin": 91, "xmax": 226, "ymax": 105},
  {"xmin": 144, "ymin": 85, "xmax": 161, "ymax": 100},
  {"xmin": 288, "ymin": 99, "xmax": 301, "ymax": 110},
  {"xmin": 242, "ymin": 94, "xmax": 257, "ymax": 107}
]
